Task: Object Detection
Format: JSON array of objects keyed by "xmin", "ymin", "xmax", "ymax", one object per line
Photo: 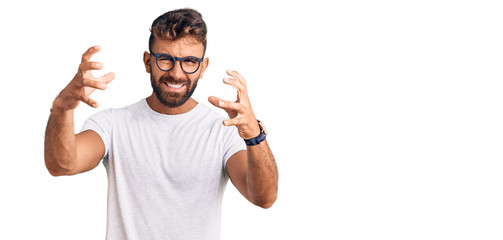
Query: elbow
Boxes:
[
  {"xmin": 47, "ymin": 167, "xmax": 67, "ymax": 177},
  {"xmin": 45, "ymin": 156, "xmax": 76, "ymax": 177},
  {"xmin": 258, "ymin": 201, "xmax": 275, "ymax": 209},
  {"xmin": 253, "ymin": 193, "xmax": 277, "ymax": 209},
  {"xmin": 47, "ymin": 165, "xmax": 76, "ymax": 176}
]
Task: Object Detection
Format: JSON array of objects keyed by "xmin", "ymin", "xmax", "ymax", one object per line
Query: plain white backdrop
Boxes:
[{"xmin": 1, "ymin": 0, "xmax": 503, "ymax": 239}]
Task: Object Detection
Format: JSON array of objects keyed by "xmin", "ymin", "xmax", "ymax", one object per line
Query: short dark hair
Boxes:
[{"xmin": 149, "ymin": 8, "xmax": 207, "ymax": 56}]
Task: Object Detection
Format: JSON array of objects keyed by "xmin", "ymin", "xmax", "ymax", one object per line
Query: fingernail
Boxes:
[{"xmin": 219, "ymin": 101, "xmax": 224, "ymax": 107}]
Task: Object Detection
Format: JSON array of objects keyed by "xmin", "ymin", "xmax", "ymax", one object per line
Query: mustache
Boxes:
[{"xmin": 159, "ymin": 75, "xmax": 189, "ymax": 85}]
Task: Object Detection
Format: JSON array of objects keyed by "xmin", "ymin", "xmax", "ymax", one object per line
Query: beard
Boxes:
[{"xmin": 150, "ymin": 70, "xmax": 199, "ymax": 108}]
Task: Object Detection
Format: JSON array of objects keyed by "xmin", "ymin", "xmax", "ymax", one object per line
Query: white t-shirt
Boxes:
[{"xmin": 81, "ymin": 99, "xmax": 246, "ymax": 240}]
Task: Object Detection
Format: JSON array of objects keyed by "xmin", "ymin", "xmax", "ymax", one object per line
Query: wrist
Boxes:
[
  {"xmin": 244, "ymin": 120, "xmax": 267, "ymax": 146},
  {"xmin": 51, "ymin": 97, "xmax": 73, "ymax": 115},
  {"xmin": 244, "ymin": 126, "xmax": 261, "ymax": 140}
]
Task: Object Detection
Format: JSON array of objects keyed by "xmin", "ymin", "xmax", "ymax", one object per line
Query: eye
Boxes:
[
  {"xmin": 183, "ymin": 57, "xmax": 199, "ymax": 65},
  {"xmin": 158, "ymin": 55, "xmax": 173, "ymax": 62}
]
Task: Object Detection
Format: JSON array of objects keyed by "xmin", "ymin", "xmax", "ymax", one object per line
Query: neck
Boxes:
[{"xmin": 146, "ymin": 94, "xmax": 198, "ymax": 115}]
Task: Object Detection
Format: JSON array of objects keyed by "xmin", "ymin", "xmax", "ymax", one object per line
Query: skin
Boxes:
[
  {"xmin": 143, "ymin": 37, "xmax": 208, "ymax": 115},
  {"xmin": 44, "ymin": 37, "xmax": 278, "ymax": 208},
  {"xmin": 45, "ymin": 46, "xmax": 114, "ymax": 175}
]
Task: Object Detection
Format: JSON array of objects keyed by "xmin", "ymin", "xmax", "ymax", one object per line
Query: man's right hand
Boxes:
[{"xmin": 53, "ymin": 45, "xmax": 115, "ymax": 111}]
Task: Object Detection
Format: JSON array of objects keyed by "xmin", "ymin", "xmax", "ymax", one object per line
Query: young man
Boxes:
[{"xmin": 44, "ymin": 8, "xmax": 278, "ymax": 239}]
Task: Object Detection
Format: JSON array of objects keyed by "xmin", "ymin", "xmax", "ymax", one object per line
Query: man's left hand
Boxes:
[{"xmin": 208, "ymin": 70, "xmax": 261, "ymax": 140}]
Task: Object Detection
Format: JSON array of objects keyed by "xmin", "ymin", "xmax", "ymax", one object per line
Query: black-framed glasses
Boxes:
[{"xmin": 150, "ymin": 52, "xmax": 204, "ymax": 74}]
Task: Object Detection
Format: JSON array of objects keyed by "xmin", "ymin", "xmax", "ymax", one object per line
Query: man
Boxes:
[{"xmin": 44, "ymin": 8, "xmax": 278, "ymax": 240}]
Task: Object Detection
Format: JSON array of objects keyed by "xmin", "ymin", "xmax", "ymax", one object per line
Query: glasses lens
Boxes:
[
  {"xmin": 181, "ymin": 57, "xmax": 200, "ymax": 74},
  {"xmin": 156, "ymin": 54, "xmax": 175, "ymax": 71}
]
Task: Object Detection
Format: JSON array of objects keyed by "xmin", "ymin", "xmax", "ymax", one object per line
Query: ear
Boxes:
[
  {"xmin": 143, "ymin": 51, "xmax": 152, "ymax": 73},
  {"xmin": 198, "ymin": 57, "xmax": 209, "ymax": 79}
]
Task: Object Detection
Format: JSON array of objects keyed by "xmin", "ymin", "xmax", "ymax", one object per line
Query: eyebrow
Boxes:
[{"xmin": 151, "ymin": 51, "xmax": 203, "ymax": 59}]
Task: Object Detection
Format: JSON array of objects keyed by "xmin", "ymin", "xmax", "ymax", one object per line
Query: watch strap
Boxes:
[{"xmin": 244, "ymin": 131, "xmax": 267, "ymax": 146}]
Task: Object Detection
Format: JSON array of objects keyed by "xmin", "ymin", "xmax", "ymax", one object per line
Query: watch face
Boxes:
[{"xmin": 258, "ymin": 120, "xmax": 267, "ymax": 136}]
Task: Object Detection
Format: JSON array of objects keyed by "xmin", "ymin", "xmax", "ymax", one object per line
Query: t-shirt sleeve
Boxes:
[
  {"xmin": 222, "ymin": 126, "xmax": 247, "ymax": 171},
  {"xmin": 80, "ymin": 109, "xmax": 113, "ymax": 160}
]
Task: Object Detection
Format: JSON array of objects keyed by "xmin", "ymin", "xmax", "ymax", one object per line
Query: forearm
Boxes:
[
  {"xmin": 44, "ymin": 46, "xmax": 113, "ymax": 176},
  {"xmin": 44, "ymin": 99, "xmax": 78, "ymax": 176},
  {"xmin": 246, "ymin": 140, "xmax": 278, "ymax": 208},
  {"xmin": 207, "ymin": 70, "xmax": 278, "ymax": 207}
]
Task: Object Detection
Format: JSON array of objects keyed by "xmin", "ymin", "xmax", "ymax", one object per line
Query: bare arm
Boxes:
[
  {"xmin": 44, "ymin": 46, "xmax": 115, "ymax": 176},
  {"xmin": 226, "ymin": 140, "xmax": 278, "ymax": 208},
  {"xmin": 209, "ymin": 70, "xmax": 278, "ymax": 208}
]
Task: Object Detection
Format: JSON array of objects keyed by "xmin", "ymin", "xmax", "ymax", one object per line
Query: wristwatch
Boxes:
[{"xmin": 244, "ymin": 120, "xmax": 267, "ymax": 146}]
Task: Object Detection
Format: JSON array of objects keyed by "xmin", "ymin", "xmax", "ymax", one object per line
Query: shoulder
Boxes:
[
  {"xmin": 196, "ymin": 103, "xmax": 243, "ymax": 142},
  {"xmin": 94, "ymin": 99, "xmax": 145, "ymax": 117},
  {"xmin": 84, "ymin": 99, "xmax": 146, "ymax": 126},
  {"xmin": 195, "ymin": 103, "xmax": 227, "ymax": 127}
]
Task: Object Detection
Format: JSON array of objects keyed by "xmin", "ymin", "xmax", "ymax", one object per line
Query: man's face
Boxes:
[{"xmin": 144, "ymin": 37, "xmax": 208, "ymax": 108}]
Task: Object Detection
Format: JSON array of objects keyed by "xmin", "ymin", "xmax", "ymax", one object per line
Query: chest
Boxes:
[{"xmin": 106, "ymin": 118, "xmax": 225, "ymax": 192}]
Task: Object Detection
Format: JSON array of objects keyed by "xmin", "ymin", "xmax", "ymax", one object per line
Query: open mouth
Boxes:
[
  {"xmin": 164, "ymin": 82, "xmax": 187, "ymax": 91},
  {"xmin": 166, "ymin": 83, "xmax": 184, "ymax": 88}
]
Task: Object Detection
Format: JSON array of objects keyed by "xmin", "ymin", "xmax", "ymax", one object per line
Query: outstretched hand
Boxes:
[
  {"xmin": 54, "ymin": 46, "xmax": 115, "ymax": 111},
  {"xmin": 208, "ymin": 70, "xmax": 260, "ymax": 140}
]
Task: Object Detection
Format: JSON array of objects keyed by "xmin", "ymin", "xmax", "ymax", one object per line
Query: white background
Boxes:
[{"xmin": 1, "ymin": 0, "xmax": 502, "ymax": 239}]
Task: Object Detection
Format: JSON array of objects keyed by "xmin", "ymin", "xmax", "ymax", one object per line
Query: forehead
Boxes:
[{"xmin": 152, "ymin": 37, "xmax": 205, "ymax": 58}]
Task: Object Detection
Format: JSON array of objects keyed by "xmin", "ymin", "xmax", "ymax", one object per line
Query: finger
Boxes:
[
  {"xmin": 96, "ymin": 72, "xmax": 115, "ymax": 84},
  {"xmin": 80, "ymin": 95, "xmax": 99, "ymax": 108},
  {"xmin": 223, "ymin": 77, "xmax": 247, "ymax": 102},
  {"xmin": 223, "ymin": 77, "xmax": 245, "ymax": 92},
  {"xmin": 210, "ymin": 96, "xmax": 244, "ymax": 112},
  {"xmin": 82, "ymin": 78, "xmax": 107, "ymax": 90},
  {"xmin": 79, "ymin": 61, "xmax": 103, "ymax": 72},
  {"xmin": 221, "ymin": 100, "xmax": 244, "ymax": 113},
  {"xmin": 227, "ymin": 69, "xmax": 246, "ymax": 84},
  {"xmin": 208, "ymin": 96, "xmax": 223, "ymax": 107},
  {"xmin": 223, "ymin": 117, "xmax": 243, "ymax": 127},
  {"xmin": 208, "ymin": 96, "xmax": 237, "ymax": 109},
  {"xmin": 81, "ymin": 45, "xmax": 101, "ymax": 62},
  {"xmin": 224, "ymin": 77, "xmax": 250, "ymax": 104}
]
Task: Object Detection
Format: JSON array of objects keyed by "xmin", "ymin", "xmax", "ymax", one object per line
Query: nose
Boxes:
[{"xmin": 169, "ymin": 59, "xmax": 186, "ymax": 79}]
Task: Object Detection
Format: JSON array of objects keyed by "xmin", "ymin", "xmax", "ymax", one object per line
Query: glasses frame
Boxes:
[{"xmin": 150, "ymin": 51, "xmax": 204, "ymax": 74}]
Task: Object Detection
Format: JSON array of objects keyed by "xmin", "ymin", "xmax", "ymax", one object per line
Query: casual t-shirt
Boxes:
[{"xmin": 81, "ymin": 99, "xmax": 246, "ymax": 240}]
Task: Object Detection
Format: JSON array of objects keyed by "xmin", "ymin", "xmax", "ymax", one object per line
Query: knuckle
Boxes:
[
  {"xmin": 80, "ymin": 77, "xmax": 89, "ymax": 85},
  {"xmin": 76, "ymin": 93, "xmax": 85, "ymax": 101},
  {"xmin": 78, "ymin": 63, "xmax": 90, "ymax": 73},
  {"xmin": 78, "ymin": 87, "xmax": 86, "ymax": 96},
  {"xmin": 73, "ymin": 78, "xmax": 84, "ymax": 88}
]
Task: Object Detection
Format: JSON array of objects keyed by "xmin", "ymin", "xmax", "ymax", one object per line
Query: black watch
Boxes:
[{"xmin": 244, "ymin": 120, "xmax": 267, "ymax": 146}]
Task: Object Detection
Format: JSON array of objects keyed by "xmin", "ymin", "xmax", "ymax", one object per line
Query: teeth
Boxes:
[{"xmin": 166, "ymin": 83, "xmax": 184, "ymax": 88}]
